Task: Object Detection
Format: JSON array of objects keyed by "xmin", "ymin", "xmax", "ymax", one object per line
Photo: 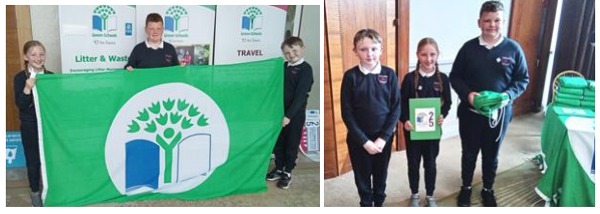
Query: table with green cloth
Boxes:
[{"xmin": 536, "ymin": 104, "xmax": 595, "ymax": 206}]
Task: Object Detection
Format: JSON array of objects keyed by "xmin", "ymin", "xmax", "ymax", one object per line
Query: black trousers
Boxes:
[
  {"xmin": 347, "ymin": 135, "xmax": 392, "ymax": 207},
  {"xmin": 20, "ymin": 121, "xmax": 41, "ymax": 192},
  {"xmin": 404, "ymin": 130, "xmax": 440, "ymax": 196},
  {"xmin": 273, "ymin": 111, "xmax": 306, "ymax": 173},
  {"xmin": 457, "ymin": 104, "xmax": 512, "ymax": 190}
]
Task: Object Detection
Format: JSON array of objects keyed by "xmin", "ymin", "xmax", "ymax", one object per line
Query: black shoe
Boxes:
[
  {"xmin": 481, "ymin": 189, "xmax": 497, "ymax": 207},
  {"xmin": 456, "ymin": 186, "xmax": 472, "ymax": 207},
  {"xmin": 266, "ymin": 169, "xmax": 283, "ymax": 181},
  {"xmin": 359, "ymin": 202, "xmax": 373, "ymax": 207},
  {"xmin": 276, "ymin": 172, "xmax": 291, "ymax": 189},
  {"xmin": 30, "ymin": 191, "xmax": 43, "ymax": 207}
]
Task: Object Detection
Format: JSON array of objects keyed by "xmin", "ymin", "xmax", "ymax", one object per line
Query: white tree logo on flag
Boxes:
[{"xmin": 105, "ymin": 83, "xmax": 229, "ymax": 195}]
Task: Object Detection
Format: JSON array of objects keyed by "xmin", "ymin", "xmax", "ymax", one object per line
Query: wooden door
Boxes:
[
  {"xmin": 6, "ymin": 5, "xmax": 33, "ymax": 131},
  {"xmin": 509, "ymin": 0, "xmax": 544, "ymax": 115}
]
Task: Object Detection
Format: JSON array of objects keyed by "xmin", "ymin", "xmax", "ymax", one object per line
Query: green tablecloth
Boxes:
[{"xmin": 536, "ymin": 104, "xmax": 595, "ymax": 207}]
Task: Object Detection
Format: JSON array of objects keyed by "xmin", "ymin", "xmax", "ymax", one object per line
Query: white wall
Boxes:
[
  {"xmin": 409, "ymin": 0, "xmax": 512, "ymax": 139},
  {"xmin": 409, "ymin": 0, "xmax": 512, "ymax": 65},
  {"xmin": 298, "ymin": 5, "xmax": 320, "ymax": 110}
]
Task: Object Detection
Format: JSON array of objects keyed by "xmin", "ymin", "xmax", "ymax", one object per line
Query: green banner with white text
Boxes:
[{"xmin": 34, "ymin": 58, "xmax": 283, "ymax": 206}]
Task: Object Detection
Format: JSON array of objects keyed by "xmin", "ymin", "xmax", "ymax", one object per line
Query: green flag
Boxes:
[{"xmin": 34, "ymin": 58, "xmax": 284, "ymax": 206}]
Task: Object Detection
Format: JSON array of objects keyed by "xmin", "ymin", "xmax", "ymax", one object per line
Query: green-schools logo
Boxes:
[
  {"xmin": 92, "ymin": 5, "xmax": 118, "ymax": 38},
  {"xmin": 106, "ymin": 83, "xmax": 229, "ymax": 195},
  {"xmin": 164, "ymin": 6, "xmax": 189, "ymax": 38},
  {"xmin": 241, "ymin": 6, "xmax": 263, "ymax": 36}
]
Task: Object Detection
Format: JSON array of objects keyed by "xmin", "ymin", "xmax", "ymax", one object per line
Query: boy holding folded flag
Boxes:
[{"xmin": 449, "ymin": 0, "xmax": 530, "ymax": 207}]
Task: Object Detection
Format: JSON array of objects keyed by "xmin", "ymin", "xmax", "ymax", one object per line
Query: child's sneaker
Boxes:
[
  {"xmin": 277, "ymin": 172, "xmax": 291, "ymax": 189},
  {"xmin": 30, "ymin": 191, "xmax": 43, "ymax": 207},
  {"xmin": 266, "ymin": 169, "xmax": 283, "ymax": 181},
  {"xmin": 409, "ymin": 194, "xmax": 420, "ymax": 207},
  {"xmin": 426, "ymin": 196, "xmax": 437, "ymax": 207}
]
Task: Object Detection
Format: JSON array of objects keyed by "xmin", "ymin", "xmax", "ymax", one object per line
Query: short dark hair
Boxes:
[
  {"xmin": 480, "ymin": 1, "xmax": 504, "ymax": 17},
  {"xmin": 145, "ymin": 13, "xmax": 163, "ymax": 27},
  {"xmin": 281, "ymin": 36, "xmax": 304, "ymax": 50},
  {"xmin": 353, "ymin": 28, "xmax": 382, "ymax": 50}
]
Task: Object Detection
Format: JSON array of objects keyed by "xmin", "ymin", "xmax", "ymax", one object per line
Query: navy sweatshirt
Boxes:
[
  {"xmin": 284, "ymin": 61, "xmax": 314, "ymax": 119},
  {"xmin": 124, "ymin": 41, "xmax": 179, "ymax": 69},
  {"xmin": 450, "ymin": 37, "xmax": 529, "ymax": 108},
  {"xmin": 400, "ymin": 71, "xmax": 452, "ymax": 122},
  {"xmin": 341, "ymin": 66, "xmax": 401, "ymax": 146},
  {"xmin": 13, "ymin": 70, "xmax": 54, "ymax": 123}
]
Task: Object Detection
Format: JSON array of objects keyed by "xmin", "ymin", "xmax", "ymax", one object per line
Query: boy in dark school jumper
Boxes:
[
  {"xmin": 341, "ymin": 29, "xmax": 401, "ymax": 207},
  {"xmin": 125, "ymin": 13, "xmax": 180, "ymax": 70},
  {"xmin": 450, "ymin": 0, "xmax": 529, "ymax": 207},
  {"xmin": 266, "ymin": 36, "xmax": 314, "ymax": 190}
]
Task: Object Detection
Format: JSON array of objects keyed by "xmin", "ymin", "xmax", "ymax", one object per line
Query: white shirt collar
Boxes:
[
  {"xmin": 145, "ymin": 40, "xmax": 164, "ymax": 50},
  {"xmin": 28, "ymin": 67, "xmax": 44, "ymax": 79},
  {"xmin": 358, "ymin": 62, "xmax": 381, "ymax": 75},
  {"xmin": 418, "ymin": 69, "xmax": 435, "ymax": 78},
  {"xmin": 478, "ymin": 35, "xmax": 504, "ymax": 49},
  {"xmin": 287, "ymin": 58, "xmax": 305, "ymax": 67}
]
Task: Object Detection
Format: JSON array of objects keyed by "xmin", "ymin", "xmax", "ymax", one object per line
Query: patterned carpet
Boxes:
[{"xmin": 434, "ymin": 159, "xmax": 546, "ymax": 207}]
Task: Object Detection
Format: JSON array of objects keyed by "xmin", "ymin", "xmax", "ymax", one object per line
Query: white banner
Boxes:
[
  {"xmin": 213, "ymin": 5, "xmax": 287, "ymax": 65},
  {"xmin": 136, "ymin": 6, "xmax": 216, "ymax": 65},
  {"xmin": 59, "ymin": 5, "xmax": 136, "ymax": 73}
]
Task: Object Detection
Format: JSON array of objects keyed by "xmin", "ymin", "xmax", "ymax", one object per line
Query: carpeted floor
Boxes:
[{"xmin": 428, "ymin": 159, "xmax": 546, "ymax": 207}]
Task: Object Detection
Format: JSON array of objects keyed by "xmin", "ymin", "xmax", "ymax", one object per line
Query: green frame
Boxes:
[{"xmin": 409, "ymin": 98, "xmax": 441, "ymax": 140}]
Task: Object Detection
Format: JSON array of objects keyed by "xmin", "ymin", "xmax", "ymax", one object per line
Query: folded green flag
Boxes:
[
  {"xmin": 558, "ymin": 76, "xmax": 588, "ymax": 89},
  {"xmin": 582, "ymin": 96, "xmax": 595, "ymax": 102},
  {"xmin": 473, "ymin": 91, "xmax": 509, "ymax": 116},
  {"xmin": 556, "ymin": 92, "xmax": 582, "ymax": 100},
  {"xmin": 555, "ymin": 96, "xmax": 581, "ymax": 107},
  {"xmin": 34, "ymin": 58, "xmax": 284, "ymax": 206},
  {"xmin": 558, "ymin": 87, "xmax": 584, "ymax": 96},
  {"xmin": 581, "ymin": 100, "xmax": 595, "ymax": 109}
]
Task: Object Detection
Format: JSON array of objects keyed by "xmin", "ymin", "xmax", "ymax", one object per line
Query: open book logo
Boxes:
[
  {"xmin": 105, "ymin": 83, "xmax": 229, "ymax": 195},
  {"xmin": 165, "ymin": 6, "xmax": 189, "ymax": 33},
  {"xmin": 241, "ymin": 7, "xmax": 263, "ymax": 32},
  {"xmin": 92, "ymin": 5, "xmax": 118, "ymax": 37}
]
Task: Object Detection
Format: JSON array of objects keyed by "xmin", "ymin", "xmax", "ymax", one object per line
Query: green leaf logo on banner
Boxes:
[
  {"xmin": 92, "ymin": 5, "xmax": 118, "ymax": 36},
  {"xmin": 241, "ymin": 7, "xmax": 263, "ymax": 32},
  {"xmin": 105, "ymin": 83, "xmax": 229, "ymax": 195},
  {"xmin": 165, "ymin": 6, "xmax": 189, "ymax": 32}
]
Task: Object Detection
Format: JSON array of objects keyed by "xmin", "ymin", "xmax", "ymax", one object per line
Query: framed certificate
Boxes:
[{"xmin": 409, "ymin": 98, "xmax": 441, "ymax": 140}]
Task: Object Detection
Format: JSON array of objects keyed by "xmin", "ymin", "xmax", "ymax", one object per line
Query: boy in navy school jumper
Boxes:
[
  {"xmin": 400, "ymin": 37, "xmax": 451, "ymax": 207},
  {"xmin": 13, "ymin": 40, "xmax": 53, "ymax": 207},
  {"xmin": 450, "ymin": 1, "xmax": 529, "ymax": 207},
  {"xmin": 125, "ymin": 13, "xmax": 180, "ymax": 70},
  {"xmin": 266, "ymin": 36, "xmax": 314, "ymax": 190},
  {"xmin": 341, "ymin": 29, "xmax": 400, "ymax": 207}
]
